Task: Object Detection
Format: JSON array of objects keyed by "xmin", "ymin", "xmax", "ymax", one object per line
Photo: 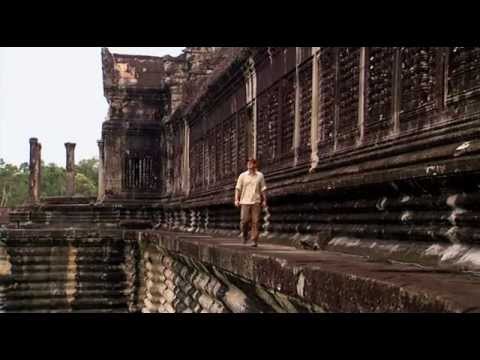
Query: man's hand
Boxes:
[
  {"xmin": 261, "ymin": 192, "xmax": 267, "ymax": 208},
  {"xmin": 235, "ymin": 200, "xmax": 240, "ymax": 208}
]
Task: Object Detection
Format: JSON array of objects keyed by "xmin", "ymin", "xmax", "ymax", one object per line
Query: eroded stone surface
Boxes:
[
  {"xmin": 138, "ymin": 230, "xmax": 480, "ymax": 313},
  {"xmin": 0, "ymin": 229, "xmax": 136, "ymax": 312},
  {"xmin": 0, "ymin": 208, "xmax": 8, "ymax": 225}
]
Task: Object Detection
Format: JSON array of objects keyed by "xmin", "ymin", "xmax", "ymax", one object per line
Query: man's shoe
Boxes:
[{"xmin": 251, "ymin": 242, "xmax": 258, "ymax": 248}]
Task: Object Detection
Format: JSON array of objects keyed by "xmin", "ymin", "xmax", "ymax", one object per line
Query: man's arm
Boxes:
[
  {"xmin": 235, "ymin": 175, "xmax": 242, "ymax": 207},
  {"xmin": 260, "ymin": 175, "xmax": 267, "ymax": 207},
  {"xmin": 235, "ymin": 189, "xmax": 241, "ymax": 207}
]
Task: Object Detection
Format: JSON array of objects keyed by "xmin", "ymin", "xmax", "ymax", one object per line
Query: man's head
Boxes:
[{"xmin": 247, "ymin": 158, "xmax": 257, "ymax": 172}]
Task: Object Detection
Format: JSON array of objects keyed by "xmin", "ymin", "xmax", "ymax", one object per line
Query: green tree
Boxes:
[
  {"xmin": 75, "ymin": 173, "xmax": 96, "ymax": 196},
  {"xmin": 76, "ymin": 158, "xmax": 98, "ymax": 188},
  {"xmin": 0, "ymin": 159, "xmax": 29, "ymax": 207},
  {"xmin": 41, "ymin": 162, "xmax": 66, "ymax": 197}
]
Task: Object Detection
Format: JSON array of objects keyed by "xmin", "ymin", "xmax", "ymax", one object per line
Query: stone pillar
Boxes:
[
  {"xmin": 182, "ymin": 123, "xmax": 190, "ymax": 195},
  {"xmin": 245, "ymin": 56, "xmax": 257, "ymax": 159},
  {"xmin": 310, "ymin": 47, "xmax": 321, "ymax": 171},
  {"xmin": 65, "ymin": 143, "xmax": 76, "ymax": 196},
  {"xmin": 392, "ymin": 48, "xmax": 401, "ymax": 136},
  {"xmin": 97, "ymin": 140, "xmax": 105, "ymax": 201},
  {"xmin": 293, "ymin": 47, "xmax": 302, "ymax": 166},
  {"xmin": 29, "ymin": 138, "xmax": 41, "ymax": 204},
  {"xmin": 251, "ymin": 60, "xmax": 257, "ymax": 159},
  {"xmin": 357, "ymin": 47, "xmax": 366, "ymax": 145}
]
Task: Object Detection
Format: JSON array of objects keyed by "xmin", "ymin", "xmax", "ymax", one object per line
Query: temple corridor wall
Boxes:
[
  {"xmin": 154, "ymin": 47, "xmax": 480, "ymax": 248},
  {"xmin": 164, "ymin": 48, "xmax": 480, "ymax": 197}
]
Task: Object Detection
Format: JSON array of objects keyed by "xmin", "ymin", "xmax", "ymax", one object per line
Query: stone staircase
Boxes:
[{"xmin": 0, "ymin": 229, "xmax": 138, "ymax": 313}]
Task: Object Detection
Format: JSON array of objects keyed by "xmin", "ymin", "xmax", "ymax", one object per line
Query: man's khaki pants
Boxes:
[{"xmin": 240, "ymin": 204, "xmax": 261, "ymax": 243}]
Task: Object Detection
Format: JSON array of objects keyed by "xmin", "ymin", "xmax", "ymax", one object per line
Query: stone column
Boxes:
[
  {"xmin": 310, "ymin": 47, "xmax": 320, "ymax": 171},
  {"xmin": 245, "ymin": 56, "xmax": 257, "ymax": 159},
  {"xmin": 293, "ymin": 47, "xmax": 302, "ymax": 167},
  {"xmin": 97, "ymin": 140, "xmax": 105, "ymax": 201},
  {"xmin": 29, "ymin": 138, "xmax": 41, "ymax": 204},
  {"xmin": 358, "ymin": 47, "xmax": 366, "ymax": 145},
  {"xmin": 65, "ymin": 143, "xmax": 76, "ymax": 196},
  {"xmin": 392, "ymin": 48, "xmax": 401, "ymax": 136},
  {"xmin": 251, "ymin": 61, "xmax": 257, "ymax": 159},
  {"xmin": 181, "ymin": 123, "xmax": 190, "ymax": 196}
]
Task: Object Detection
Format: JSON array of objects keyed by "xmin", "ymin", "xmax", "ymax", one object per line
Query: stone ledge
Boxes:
[
  {"xmin": 41, "ymin": 196, "xmax": 97, "ymax": 205},
  {"xmin": 138, "ymin": 230, "xmax": 480, "ymax": 312}
]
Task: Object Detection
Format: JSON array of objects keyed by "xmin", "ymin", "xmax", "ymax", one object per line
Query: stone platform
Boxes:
[
  {"xmin": 2, "ymin": 227, "xmax": 480, "ymax": 312},
  {"xmin": 138, "ymin": 230, "xmax": 480, "ymax": 313}
]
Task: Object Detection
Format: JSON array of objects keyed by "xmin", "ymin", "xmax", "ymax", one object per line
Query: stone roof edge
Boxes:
[
  {"xmin": 105, "ymin": 47, "xmax": 187, "ymax": 62},
  {"xmin": 168, "ymin": 47, "xmax": 259, "ymax": 127}
]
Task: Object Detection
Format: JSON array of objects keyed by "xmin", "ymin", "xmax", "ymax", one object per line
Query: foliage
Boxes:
[
  {"xmin": 41, "ymin": 162, "xmax": 66, "ymax": 197},
  {"xmin": 76, "ymin": 158, "xmax": 99, "ymax": 188},
  {"xmin": 0, "ymin": 159, "xmax": 29, "ymax": 207},
  {"xmin": 75, "ymin": 173, "xmax": 97, "ymax": 197}
]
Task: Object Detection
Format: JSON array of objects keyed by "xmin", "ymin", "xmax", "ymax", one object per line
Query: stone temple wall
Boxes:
[
  {"xmin": 4, "ymin": 228, "xmax": 474, "ymax": 313},
  {"xmin": 100, "ymin": 47, "xmax": 233, "ymax": 201},
  {"xmin": 152, "ymin": 47, "xmax": 480, "ymax": 252}
]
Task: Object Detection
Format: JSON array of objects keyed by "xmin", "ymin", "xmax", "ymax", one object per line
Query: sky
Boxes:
[{"xmin": 0, "ymin": 47, "xmax": 185, "ymax": 166}]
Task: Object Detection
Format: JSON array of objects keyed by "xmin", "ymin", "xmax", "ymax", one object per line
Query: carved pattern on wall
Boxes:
[
  {"xmin": 448, "ymin": 47, "xmax": 480, "ymax": 95},
  {"xmin": 336, "ymin": 47, "xmax": 360, "ymax": 150},
  {"xmin": 222, "ymin": 116, "xmax": 236, "ymax": 181},
  {"xmin": 178, "ymin": 47, "xmax": 480, "ymax": 201},
  {"xmin": 123, "ymin": 155, "xmax": 156, "ymax": 191},
  {"xmin": 172, "ymin": 124, "xmax": 184, "ymax": 194},
  {"xmin": 318, "ymin": 48, "xmax": 336, "ymax": 156},
  {"xmin": 280, "ymin": 73, "xmax": 295, "ymax": 161},
  {"xmin": 215, "ymin": 123, "xmax": 223, "ymax": 183},
  {"xmin": 365, "ymin": 47, "xmax": 395, "ymax": 142},
  {"xmin": 191, "ymin": 139, "xmax": 201, "ymax": 191},
  {"xmin": 207, "ymin": 128, "xmax": 216, "ymax": 187},
  {"xmin": 237, "ymin": 109, "xmax": 248, "ymax": 174},
  {"xmin": 399, "ymin": 47, "xmax": 438, "ymax": 131},
  {"xmin": 257, "ymin": 84, "xmax": 280, "ymax": 169},
  {"xmin": 448, "ymin": 47, "xmax": 480, "ymax": 116},
  {"xmin": 298, "ymin": 59, "xmax": 313, "ymax": 161}
]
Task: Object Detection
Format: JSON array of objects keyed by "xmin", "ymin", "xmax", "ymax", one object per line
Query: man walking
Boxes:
[{"xmin": 235, "ymin": 159, "xmax": 267, "ymax": 247}]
